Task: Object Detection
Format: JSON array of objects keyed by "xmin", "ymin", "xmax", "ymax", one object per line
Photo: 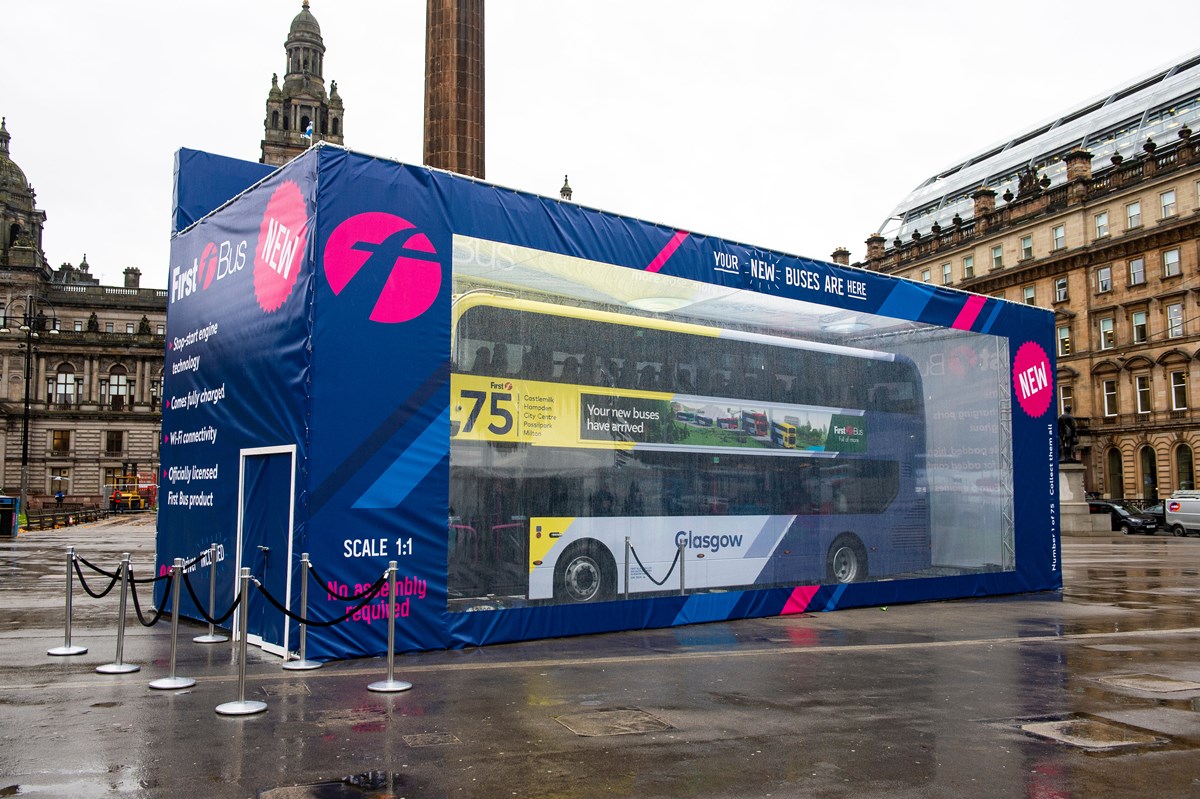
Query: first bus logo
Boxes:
[
  {"xmin": 170, "ymin": 239, "xmax": 248, "ymax": 305},
  {"xmin": 323, "ymin": 211, "xmax": 441, "ymax": 323}
]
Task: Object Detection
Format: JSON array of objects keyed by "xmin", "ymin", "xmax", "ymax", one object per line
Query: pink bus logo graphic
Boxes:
[{"xmin": 323, "ymin": 212, "xmax": 440, "ymax": 323}]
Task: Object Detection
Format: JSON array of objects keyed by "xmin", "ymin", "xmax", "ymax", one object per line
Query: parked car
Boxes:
[
  {"xmin": 1143, "ymin": 502, "xmax": 1166, "ymax": 530},
  {"xmin": 1087, "ymin": 499, "xmax": 1160, "ymax": 535}
]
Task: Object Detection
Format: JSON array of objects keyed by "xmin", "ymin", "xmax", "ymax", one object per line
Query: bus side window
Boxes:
[
  {"xmin": 471, "ymin": 345, "xmax": 492, "ymax": 374},
  {"xmin": 523, "ymin": 346, "xmax": 552, "ymax": 381},
  {"xmin": 676, "ymin": 366, "xmax": 695, "ymax": 394},
  {"xmin": 638, "ymin": 363, "xmax": 658, "ymax": 391},
  {"xmin": 492, "ymin": 342, "xmax": 510, "ymax": 376},
  {"xmin": 560, "ymin": 356, "xmax": 582, "ymax": 383}
]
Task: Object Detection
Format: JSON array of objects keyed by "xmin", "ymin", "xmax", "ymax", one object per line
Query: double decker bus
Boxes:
[
  {"xmin": 741, "ymin": 410, "xmax": 769, "ymax": 436},
  {"xmin": 449, "ymin": 292, "xmax": 929, "ymax": 605},
  {"xmin": 771, "ymin": 418, "xmax": 798, "ymax": 449}
]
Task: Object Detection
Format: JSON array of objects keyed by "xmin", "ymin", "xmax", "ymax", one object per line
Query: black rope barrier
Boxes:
[
  {"xmin": 128, "ymin": 570, "xmax": 171, "ymax": 627},
  {"xmin": 181, "ymin": 569, "xmax": 242, "ymax": 626},
  {"xmin": 251, "ymin": 571, "xmax": 388, "ymax": 628},
  {"xmin": 76, "ymin": 554, "xmax": 120, "ymax": 580},
  {"xmin": 72, "ymin": 556, "xmax": 121, "ymax": 599},
  {"xmin": 629, "ymin": 544, "xmax": 681, "ymax": 587},
  {"xmin": 130, "ymin": 569, "xmax": 170, "ymax": 585},
  {"xmin": 306, "ymin": 560, "xmax": 383, "ymax": 602}
]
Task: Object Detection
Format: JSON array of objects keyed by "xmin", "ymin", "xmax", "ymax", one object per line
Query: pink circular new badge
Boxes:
[{"xmin": 1012, "ymin": 341, "xmax": 1053, "ymax": 417}]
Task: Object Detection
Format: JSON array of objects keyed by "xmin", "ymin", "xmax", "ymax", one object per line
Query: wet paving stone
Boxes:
[
  {"xmin": 1019, "ymin": 716, "xmax": 1167, "ymax": 751},
  {"xmin": 1099, "ymin": 673, "xmax": 1200, "ymax": 693},
  {"xmin": 553, "ymin": 707, "xmax": 673, "ymax": 736}
]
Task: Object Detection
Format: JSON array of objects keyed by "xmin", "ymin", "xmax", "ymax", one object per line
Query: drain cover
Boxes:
[
  {"xmin": 554, "ymin": 708, "xmax": 673, "ymax": 737},
  {"xmin": 260, "ymin": 682, "xmax": 312, "ymax": 697},
  {"xmin": 402, "ymin": 732, "xmax": 460, "ymax": 747},
  {"xmin": 1020, "ymin": 717, "xmax": 1165, "ymax": 751},
  {"xmin": 1099, "ymin": 674, "xmax": 1200, "ymax": 693}
]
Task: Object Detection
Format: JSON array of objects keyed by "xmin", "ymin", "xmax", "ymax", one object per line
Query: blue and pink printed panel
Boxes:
[{"xmin": 160, "ymin": 145, "xmax": 1060, "ymax": 660}]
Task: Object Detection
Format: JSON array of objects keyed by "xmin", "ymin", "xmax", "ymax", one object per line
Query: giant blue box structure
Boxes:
[{"xmin": 159, "ymin": 144, "xmax": 1062, "ymax": 660}]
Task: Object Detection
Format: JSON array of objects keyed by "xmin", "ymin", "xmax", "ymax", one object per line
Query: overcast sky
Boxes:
[{"xmin": 4, "ymin": 1, "xmax": 1200, "ymax": 289}]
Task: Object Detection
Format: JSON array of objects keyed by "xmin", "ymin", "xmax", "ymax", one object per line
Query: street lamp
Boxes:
[{"xmin": 0, "ymin": 295, "xmax": 59, "ymax": 517}]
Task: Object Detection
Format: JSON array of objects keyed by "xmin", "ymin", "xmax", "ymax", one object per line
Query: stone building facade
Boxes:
[
  {"xmin": 260, "ymin": 1, "xmax": 345, "ymax": 167},
  {"xmin": 0, "ymin": 119, "xmax": 166, "ymax": 509},
  {"xmin": 860, "ymin": 126, "xmax": 1200, "ymax": 500}
]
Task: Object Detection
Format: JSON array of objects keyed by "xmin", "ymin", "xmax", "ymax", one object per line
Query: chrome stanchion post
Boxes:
[
  {"xmin": 368, "ymin": 561, "xmax": 411, "ymax": 693},
  {"xmin": 150, "ymin": 558, "xmax": 196, "ymax": 690},
  {"xmin": 97, "ymin": 553, "xmax": 139, "ymax": 674},
  {"xmin": 216, "ymin": 567, "xmax": 267, "ymax": 715},
  {"xmin": 624, "ymin": 537, "xmax": 631, "ymax": 601},
  {"xmin": 678, "ymin": 539, "xmax": 686, "ymax": 596},
  {"xmin": 194, "ymin": 543, "xmax": 228, "ymax": 644},
  {"xmin": 282, "ymin": 553, "xmax": 321, "ymax": 671},
  {"xmin": 48, "ymin": 546, "xmax": 87, "ymax": 656}
]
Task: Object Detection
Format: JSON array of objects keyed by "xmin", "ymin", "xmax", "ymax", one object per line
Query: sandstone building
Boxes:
[{"xmin": 857, "ymin": 52, "xmax": 1200, "ymax": 500}]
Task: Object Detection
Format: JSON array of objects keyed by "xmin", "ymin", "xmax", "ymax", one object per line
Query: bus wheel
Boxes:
[
  {"xmin": 555, "ymin": 541, "xmax": 615, "ymax": 603},
  {"xmin": 827, "ymin": 535, "xmax": 867, "ymax": 584}
]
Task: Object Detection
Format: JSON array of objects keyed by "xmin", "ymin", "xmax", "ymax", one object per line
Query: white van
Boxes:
[{"xmin": 1164, "ymin": 491, "xmax": 1200, "ymax": 537}]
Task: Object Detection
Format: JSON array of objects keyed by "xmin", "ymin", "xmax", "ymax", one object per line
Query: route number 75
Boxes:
[{"xmin": 458, "ymin": 389, "xmax": 514, "ymax": 435}]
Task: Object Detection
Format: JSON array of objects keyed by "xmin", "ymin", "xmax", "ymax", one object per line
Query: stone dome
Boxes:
[
  {"xmin": 0, "ymin": 119, "xmax": 30, "ymax": 193},
  {"xmin": 288, "ymin": 1, "xmax": 322, "ymax": 43}
]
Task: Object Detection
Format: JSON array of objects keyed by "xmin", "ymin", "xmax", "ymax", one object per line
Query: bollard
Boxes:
[
  {"xmin": 48, "ymin": 546, "xmax": 88, "ymax": 656},
  {"xmin": 216, "ymin": 568, "xmax": 267, "ymax": 715},
  {"xmin": 624, "ymin": 536, "xmax": 631, "ymax": 601},
  {"xmin": 150, "ymin": 558, "xmax": 196, "ymax": 690},
  {"xmin": 97, "ymin": 553, "xmax": 140, "ymax": 674},
  {"xmin": 368, "ymin": 561, "xmax": 412, "ymax": 693},
  {"xmin": 282, "ymin": 553, "xmax": 321, "ymax": 671},
  {"xmin": 678, "ymin": 539, "xmax": 686, "ymax": 596},
  {"xmin": 194, "ymin": 543, "xmax": 229, "ymax": 644}
]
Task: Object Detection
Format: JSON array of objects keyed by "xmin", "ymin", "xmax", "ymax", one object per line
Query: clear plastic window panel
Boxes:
[{"xmin": 449, "ymin": 236, "xmax": 1017, "ymax": 611}]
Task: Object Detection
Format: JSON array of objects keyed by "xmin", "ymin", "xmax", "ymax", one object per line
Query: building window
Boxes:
[
  {"xmin": 1023, "ymin": 285, "xmax": 1036, "ymax": 305},
  {"xmin": 1132, "ymin": 310, "xmax": 1148, "ymax": 344},
  {"xmin": 941, "ymin": 263, "xmax": 952, "ymax": 285},
  {"xmin": 921, "ymin": 269, "xmax": 930, "ymax": 283},
  {"xmin": 1060, "ymin": 384, "xmax": 1074, "ymax": 417},
  {"xmin": 1103, "ymin": 379, "xmax": 1118, "ymax": 416},
  {"xmin": 49, "ymin": 467, "xmax": 70, "ymax": 495},
  {"xmin": 51, "ymin": 430, "xmax": 70, "ymax": 454},
  {"xmin": 1167, "ymin": 303, "xmax": 1184, "ymax": 338},
  {"xmin": 52, "ymin": 368, "xmax": 75, "ymax": 407},
  {"xmin": 1136, "ymin": 374, "xmax": 1153, "ymax": 414},
  {"xmin": 1100, "ymin": 317, "xmax": 1115, "ymax": 349},
  {"xmin": 1052, "ymin": 224, "xmax": 1065, "ymax": 251},
  {"xmin": 1095, "ymin": 211, "xmax": 1109, "ymax": 239},
  {"xmin": 1057, "ymin": 325, "xmax": 1071, "ymax": 356},
  {"xmin": 1126, "ymin": 200, "xmax": 1142, "ymax": 229},
  {"xmin": 1176, "ymin": 444, "xmax": 1195, "ymax": 491},
  {"xmin": 1140, "ymin": 446, "xmax": 1158, "ymax": 499},
  {"xmin": 963, "ymin": 255, "xmax": 974, "ymax": 278},
  {"xmin": 157, "ymin": 324, "xmax": 165, "ymax": 336},
  {"xmin": 1172, "ymin": 370, "xmax": 1188, "ymax": 410},
  {"xmin": 1055, "ymin": 277, "xmax": 1069, "ymax": 302},
  {"xmin": 1107, "ymin": 447, "xmax": 1125, "ymax": 498},
  {"xmin": 105, "ymin": 367, "xmax": 130, "ymax": 411},
  {"xmin": 1021, "ymin": 235, "xmax": 1033, "ymax": 260},
  {"xmin": 105, "ymin": 430, "xmax": 124, "ymax": 455},
  {"xmin": 1163, "ymin": 248, "xmax": 1181, "ymax": 277},
  {"xmin": 105, "ymin": 322, "xmax": 113, "ymax": 333},
  {"xmin": 1129, "ymin": 257, "xmax": 1145, "ymax": 286},
  {"xmin": 991, "ymin": 245, "xmax": 1003, "ymax": 269},
  {"xmin": 1097, "ymin": 265, "xmax": 1112, "ymax": 293},
  {"xmin": 1161, "ymin": 189, "xmax": 1177, "ymax": 219},
  {"xmin": 126, "ymin": 322, "xmax": 135, "ymax": 334},
  {"xmin": 73, "ymin": 319, "xmax": 82, "ymax": 332}
]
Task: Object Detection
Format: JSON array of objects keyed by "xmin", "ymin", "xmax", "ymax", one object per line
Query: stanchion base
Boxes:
[
  {"xmin": 149, "ymin": 676, "xmax": 197, "ymax": 690},
  {"xmin": 215, "ymin": 699, "xmax": 268, "ymax": 716},
  {"xmin": 96, "ymin": 663, "xmax": 140, "ymax": 674},
  {"xmin": 193, "ymin": 633, "xmax": 229, "ymax": 644},
  {"xmin": 367, "ymin": 679, "xmax": 413, "ymax": 693},
  {"xmin": 48, "ymin": 645, "xmax": 88, "ymax": 656},
  {"xmin": 282, "ymin": 659, "xmax": 323, "ymax": 671}
]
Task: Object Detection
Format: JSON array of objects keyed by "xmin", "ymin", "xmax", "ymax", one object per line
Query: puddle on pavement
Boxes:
[{"xmin": 259, "ymin": 771, "xmax": 408, "ymax": 799}]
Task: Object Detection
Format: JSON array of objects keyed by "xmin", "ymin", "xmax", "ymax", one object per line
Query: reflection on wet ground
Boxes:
[{"xmin": 3, "ymin": 522, "xmax": 1200, "ymax": 797}]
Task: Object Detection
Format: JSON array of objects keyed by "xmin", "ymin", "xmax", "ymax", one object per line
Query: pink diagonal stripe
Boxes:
[
  {"xmin": 645, "ymin": 230, "xmax": 689, "ymax": 273},
  {"xmin": 951, "ymin": 295, "xmax": 987, "ymax": 331},
  {"xmin": 781, "ymin": 585, "xmax": 819, "ymax": 615}
]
